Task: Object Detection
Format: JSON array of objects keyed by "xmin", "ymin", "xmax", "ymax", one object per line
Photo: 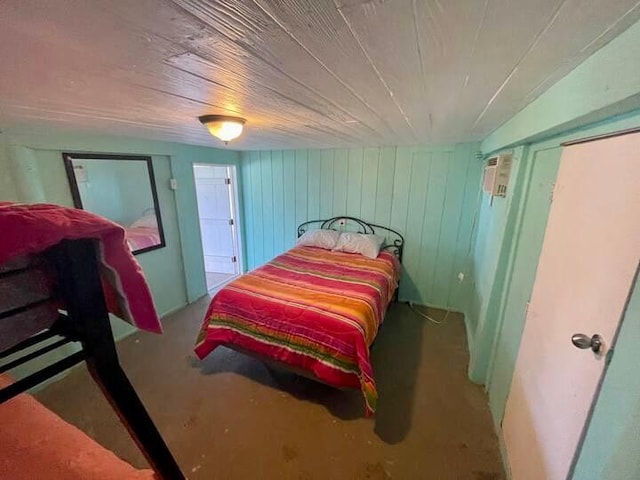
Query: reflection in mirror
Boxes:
[{"xmin": 63, "ymin": 153, "xmax": 166, "ymax": 255}]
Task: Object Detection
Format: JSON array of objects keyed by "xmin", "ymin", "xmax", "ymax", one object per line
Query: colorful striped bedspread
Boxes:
[{"xmin": 194, "ymin": 245, "xmax": 401, "ymax": 415}]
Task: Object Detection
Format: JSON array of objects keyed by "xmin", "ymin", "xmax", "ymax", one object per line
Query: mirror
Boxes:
[{"xmin": 63, "ymin": 153, "xmax": 166, "ymax": 255}]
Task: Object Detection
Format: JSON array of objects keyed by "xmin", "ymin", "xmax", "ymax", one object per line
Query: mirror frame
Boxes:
[{"xmin": 62, "ymin": 152, "xmax": 166, "ymax": 255}]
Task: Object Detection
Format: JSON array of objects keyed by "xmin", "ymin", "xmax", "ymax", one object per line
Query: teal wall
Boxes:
[
  {"xmin": 488, "ymin": 111, "xmax": 640, "ymax": 479},
  {"xmin": 471, "ymin": 109, "xmax": 640, "ymax": 479},
  {"xmin": 170, "ymin": 150, "xmax": 240, "ymax": 302},
  {"xmin": 485, "ymin": 148, "xmax": 560, "ymax": 424},
  {"xmin": 0, "ymin": 130, "xmax": 239, "ymax": 388},
  {"xmin": 0, "ymin": 130, "xmax": 239, "ymax": 317},
  {"xmin": 465, "ymin": 146, "xmax": 527, "ymax": 350},
  {"xmin": 240, "ymin": 144, "xmax": 483, "ymax": 311},
  {"xmin": 466, "ymin": 16, "xmax": 640, "ymax": 474}
]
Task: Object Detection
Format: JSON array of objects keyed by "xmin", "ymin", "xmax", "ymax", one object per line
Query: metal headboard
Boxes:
[{"xmin": 297, "ymin": 216, "xmax": 404, "ymax": 262}]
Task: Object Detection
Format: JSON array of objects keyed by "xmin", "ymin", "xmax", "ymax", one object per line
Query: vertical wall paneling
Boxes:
[
  {"xmin": 333, "ymin": 149, "xmax": 349, "ymax": 215},
  {"xmin": 417, "ymin": 152, "xmax": 450, "ymax": 304},
  {"xmin": 374, "ymin": 147, "xmax": 396, "ymax": 227},
  {"xmin": 260, "ymin": 151, "xmax": 275, "ymax": 261},
  {"xmin": 282, "ymin": 150, "xmax": 297, "ymax": 247},
  {"xmin": 307, "ymin": 150, "xmax": 322, "ymax": 220},
  {"xmin": 361, "ymin": 148, "xmax": 380, "ymax": 222},
  {"xmin": 294, "ymin": 150, "xmax": 309, "ymax": 237},
  {"xmin": 240, "ymin": 144, "xmax": 481, "ymax": 310},
  {"xmin": 346, "ymin": 148, "xmax": 364, "ymax": 218},
  {"xmin": 449, "ymin": 143, "xmax": 480, "ymax": 308},
  {"xmin": 251, "ymin": 151, "xmax": 264, "ymax": 269},
  {"xmin": 389, "ymin": 147, "xmax": 412, "ymax": 237},
  {"xmin": 272, "ymin": 151, "xmax": 286, "ymax": 254},
  {"xmin": 403, "ymin": 151, "xmax": 432, "ymax": 301},
  {"xmin": 241, "ymin": 154, "xmax": 255, "ymax": 270},
  {"xmin": 320, "ymin": 149, "xmax": 334, "ymax": 219}
]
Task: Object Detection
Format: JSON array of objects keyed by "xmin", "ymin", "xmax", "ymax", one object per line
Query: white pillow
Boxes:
[
  {"xmin": 333, "ymin": 232, "xmax": 385, "ymax": 259},
  {"xmin": 297, "ymin": 229, "xmax": 341, "ymax": 250}
]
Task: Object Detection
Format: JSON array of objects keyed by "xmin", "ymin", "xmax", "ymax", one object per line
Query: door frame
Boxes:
[{"xmin": 192, "ymin": 163, "xmax": 244, "ymax": 287}]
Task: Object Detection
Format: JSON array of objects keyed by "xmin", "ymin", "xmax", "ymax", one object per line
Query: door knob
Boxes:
[{"xmin": 571, "ymin": 333, "xmax": 603, "ymax": 353}]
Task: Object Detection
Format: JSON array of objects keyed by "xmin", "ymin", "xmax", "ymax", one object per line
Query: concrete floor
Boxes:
[
  {"xmin": 36, "ymin": 299, "xmax": 505, "ymax": 480},
  {"xmin": 205, "ymin": 272, "xmax": 236, "ymax": 291}
]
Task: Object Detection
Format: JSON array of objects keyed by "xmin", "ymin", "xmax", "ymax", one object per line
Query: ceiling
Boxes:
[{"xmin": 1, "ymin": 0, "xmax": 639, "ymax": 150}]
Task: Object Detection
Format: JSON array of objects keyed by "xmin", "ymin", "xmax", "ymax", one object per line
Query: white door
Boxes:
[
  {"xmin": 502, "ymin": 132, "xmax": 640, "ymax": 480},
  {"xmin": 194, "ymin": 164, "xmax": 241, "ymax": 283}
]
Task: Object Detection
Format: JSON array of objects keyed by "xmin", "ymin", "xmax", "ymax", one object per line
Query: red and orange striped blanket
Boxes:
[{"xmin": 195, "ymin": 245, "xmax": 401, "ymax": 415}]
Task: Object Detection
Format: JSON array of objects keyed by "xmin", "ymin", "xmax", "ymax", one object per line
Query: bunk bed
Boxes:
[
  {"xmin": 195, "ymin": 216, "xmax": 404, "ymax": 416},
  {"xmin": 0, "ymin": 203, "xmax": 184, "ymax": 480}
]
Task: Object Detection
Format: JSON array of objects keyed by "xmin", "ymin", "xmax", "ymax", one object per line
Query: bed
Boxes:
[
  {"xmin": 125, "ymin": 212, "xmax": 162, "ymax": 253},
  {"xmin": 0, "ymin": 203, "xmax": 183, "ymax": 480},
  {"xmin": 195, "ymin": 217, "xmax": 404, "ymax": 415}
]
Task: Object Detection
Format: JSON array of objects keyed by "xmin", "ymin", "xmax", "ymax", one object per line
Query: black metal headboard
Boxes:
[{"xmin": 297, "ymin": 216, "xmax": 404, "ymax": 262}]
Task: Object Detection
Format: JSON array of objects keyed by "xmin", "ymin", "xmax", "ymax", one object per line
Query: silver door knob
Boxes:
[{"xmin": 571, "ymin": 333, "xmax": 603, "ymax": 353}]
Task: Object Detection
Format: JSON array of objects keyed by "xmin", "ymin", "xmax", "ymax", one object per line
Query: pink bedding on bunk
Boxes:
[
  {"xmin": 0, "ymin": 375, "xmax": 155, "ymax": 480},
  {"xmin": 126, "ymin": 226, "xmax": 161, "ymax": 252},
  {"xmin": 0, "ymin": 203, "xmax": 162, "ymax": 335}
]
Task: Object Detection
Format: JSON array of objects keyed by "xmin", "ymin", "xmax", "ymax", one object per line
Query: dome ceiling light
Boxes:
[{"xmin": 198, "ymin": 114, "xmax": 246, "ymax": 144}]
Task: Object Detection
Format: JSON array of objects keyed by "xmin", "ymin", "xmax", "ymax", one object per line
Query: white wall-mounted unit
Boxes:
[{"xmin": 483, "ymin": 154, "xmax": 513, "ymax": 197}]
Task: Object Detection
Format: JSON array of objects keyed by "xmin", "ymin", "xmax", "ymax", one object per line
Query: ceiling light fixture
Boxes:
[{"xmin": 198, "ymin": 114, "xmax": 246, "ymax": 144}]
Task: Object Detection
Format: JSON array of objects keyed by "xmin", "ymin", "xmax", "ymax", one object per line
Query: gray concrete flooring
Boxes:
[{"xmin": 36, "ymin": 299, "xmax": 505, "ymax": 480}]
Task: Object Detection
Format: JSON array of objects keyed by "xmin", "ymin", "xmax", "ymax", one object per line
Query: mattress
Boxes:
[
  {"xmin": 0, "ymin": 375, "xmax": 154, "ymax": 480},
  {"xmin": 195, "ymin": 245, "xmax": 401, "ymax": 415}
]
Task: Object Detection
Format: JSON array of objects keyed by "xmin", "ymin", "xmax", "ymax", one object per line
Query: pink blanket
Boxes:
[
  {"xmin": 0, "ymin": 203, "xmax": 162, "ymax": 334},
  {"xmin": 0, "ymin": 375, "xmax": 155, "ymax": 479}
]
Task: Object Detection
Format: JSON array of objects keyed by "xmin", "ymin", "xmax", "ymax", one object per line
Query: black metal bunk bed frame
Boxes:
[{"xmin": 0, "ymin": 238, "xmax": 184, "ymax": 480}]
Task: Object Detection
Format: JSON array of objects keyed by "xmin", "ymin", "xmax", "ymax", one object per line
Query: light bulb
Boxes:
[{"xmin": 199, "ymin": 115, "xmax": 246, "ymax": 144}]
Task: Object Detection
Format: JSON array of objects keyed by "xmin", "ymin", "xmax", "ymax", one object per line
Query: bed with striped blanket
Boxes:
[{"xmin": 194, "ymin": 245, "xmax": 401, "ymax": 415}]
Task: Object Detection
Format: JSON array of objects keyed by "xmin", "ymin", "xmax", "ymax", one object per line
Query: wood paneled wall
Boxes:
[{"xmin": 240, "ymin": 144, "xmax": 482, "ymax": 310}]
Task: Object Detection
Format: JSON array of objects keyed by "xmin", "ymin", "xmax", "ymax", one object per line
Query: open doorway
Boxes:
[{"xmin": 193, "ymin": 164, "xmax": 242, "ymax": 292}]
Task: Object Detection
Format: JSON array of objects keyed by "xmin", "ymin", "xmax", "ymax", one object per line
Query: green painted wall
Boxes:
[
  {"xmin": 240, "ymin": 144, "xmax": 483, "ymax": 311},
  {"xmin": 468, "ymin": 15, "xmax": 640, "ymax": 437},
  {"xmin": 572, "ymin": 275, "xmax": 640, "ymax": 480},
  {"xmin": 169, "ymin": 150, "xmax": 240, "ymax": 302},
  {"xmin": 471, "ymin": 109, "xmax": 640, "ymax": 427},
  {"xmin": 483, "ymin": 147, "xmax": 560, "ymax": 424},
  {"xmin": 0, "ymin": 130, "xmax": 240, "ymax": 315},
  {"xmin": 465, "ymin": 146, "xmax": 527, "ymax": 350},
  {"xmin": 472, "ymin": 82, "xmax": 640, "ymax": 480},
  {"xmin": 468, "ymin": 19, "xmax": 640, "ymax": 475},
  {"xmin": 0, "ymin": 130, "xmax": 240, "ymax": 387}
]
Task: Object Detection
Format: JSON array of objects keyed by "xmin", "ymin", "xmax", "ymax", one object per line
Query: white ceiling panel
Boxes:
[{"xmin": 0, "ymin": 0, "xmax": 638, "ymax": 149}]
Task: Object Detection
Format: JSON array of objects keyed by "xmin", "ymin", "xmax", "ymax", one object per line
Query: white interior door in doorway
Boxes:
[
  {"xmin": 194, "ymin": 164, "xmax": 241, "ymax": 291},
  {"xmin": 502, "ymin": 132, "xmax": 640, "ymax": 480}
]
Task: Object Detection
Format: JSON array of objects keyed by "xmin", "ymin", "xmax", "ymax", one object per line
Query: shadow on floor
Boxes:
[{"xmin": 192, "ymin": 302, "xmax": 424, "ymax": 444}]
